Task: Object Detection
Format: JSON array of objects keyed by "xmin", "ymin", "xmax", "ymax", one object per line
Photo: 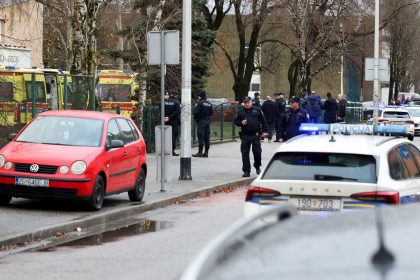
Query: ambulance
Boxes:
[
  {"xmin": 96, "ymin": 70, "xmax": 139, "ymax": 117},
  {"xmin": 0, "ymin": 66, "xmax": 48, "ymax": 125}
]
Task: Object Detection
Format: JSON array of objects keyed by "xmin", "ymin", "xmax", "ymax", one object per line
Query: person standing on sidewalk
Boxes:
[
  {"xmin": 273, "ymin": 92, "xmax": 286, "ymax": 142},
  {"xmin": 235, "ymin": 97, "xmax": 268, "ymax": 177},
  {"xmin": 337, "ymin": 93, "xmax": 347, "ymax": 122},
  {"xmin": 303, "ymin": 91, "xmax": 323, "ymax": 123},
  {"xmin": 261, "ymin": 95, "xmax": 276, "ymax": 142},
  {"xmin": 284, "ymin": 96, "xmax": 309, "ymax": 140},
  {"xmin": 323, "ymin": 92, "xmax": 338, "ymax": 124},
  {"xmin": 164, "ymin": 90, "xmax": 181, "ymax": 156},
  {"xmin": 193, "ymin": 90, "xmax": 213, "ymax": 158},
  {"xmin": 252, "ymin": 92, "xmax": 262, "ymax": 107}
]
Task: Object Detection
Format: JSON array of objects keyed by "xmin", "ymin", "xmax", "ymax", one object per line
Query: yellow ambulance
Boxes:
[{"xmin": 96, "ymin": 70, "xmax": 139, "ymax": 117}]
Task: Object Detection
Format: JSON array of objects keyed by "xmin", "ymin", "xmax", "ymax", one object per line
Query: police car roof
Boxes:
[{"xmin": 277, "ymin": 134, "xmax": 408, "ymax": 156}]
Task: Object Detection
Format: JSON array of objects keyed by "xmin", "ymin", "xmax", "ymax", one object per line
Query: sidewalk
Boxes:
[{"xmin": 0, "ymin": 140, "xmax": 277, "ymax": 247}]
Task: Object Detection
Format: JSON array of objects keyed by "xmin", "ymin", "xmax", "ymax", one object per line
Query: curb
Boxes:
[{"xmin": 0, "ymin": 177, "xmax": 253, "ymax": 248}]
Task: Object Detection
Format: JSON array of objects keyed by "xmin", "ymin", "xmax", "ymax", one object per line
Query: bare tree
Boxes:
[{"xmin": 384, "ymin": 0, "xmax": 420, "ymax": 103}]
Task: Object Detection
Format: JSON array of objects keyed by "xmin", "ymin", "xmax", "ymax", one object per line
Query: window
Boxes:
[
  {"xmin": 388, "ymin": 148, "xmax": 409, "ymax": 180},
  {"xmin": 383, "ymin": 111, "xmax": 410, "ymax": 118},
  {"xmin": 98, "ymin": 84, "xmax": 131, "ymax": 102},
  {"xmin": 116, "ymin": 118, "xmax": 135, "ymax": 144},
  {"xmin": 106, "ymin": 119, "xmax": 121, "ymax": 146},
  {"xmin": 25, "ymin": 81, "xmax": 46, "ymax": 103},
  {"xmin": 0, "ymin": 82, "xmax": 13, "ymax": 101},
  {"xmin": 262, "ymin": 152, "xmax": 377, "ymax": 183},
  {"xmin": 0, "ymin": 19, "xmax": 4, "ymax": 43},
  {"xmin": 127, "ymin": 119, "xmax": 139, "ymax": 140}
]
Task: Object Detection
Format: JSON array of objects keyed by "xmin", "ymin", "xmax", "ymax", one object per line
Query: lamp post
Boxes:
[
  {"xmin": 373, "ymin": 0, "xmax": 380, "ymax": 123},
  {"xmin": 180, "ymin": 0, "xmax": 192, "ymax": 180}
]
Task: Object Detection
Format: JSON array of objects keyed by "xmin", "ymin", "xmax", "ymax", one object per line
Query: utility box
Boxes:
[{"xmin": 155, "ymin": 125, "xmax": 172, "ymax": 182}]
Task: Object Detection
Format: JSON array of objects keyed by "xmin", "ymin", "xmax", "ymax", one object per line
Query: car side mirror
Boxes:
[
  {"xmin": 107, "ymin": 139, "xmax": 124, "ymax": 150},
  {"xmin": 8, "ymin": 133, "xmax": 17, "ymax": 141}
]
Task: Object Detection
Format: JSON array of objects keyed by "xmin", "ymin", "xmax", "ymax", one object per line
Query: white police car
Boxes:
[
  {"xmin": 244, "ymin": 123, "xmax": 420, "ymax": 216},
  {"xmin": 367, "ymin": 107, "xmax": 415, "ymax": 140}
]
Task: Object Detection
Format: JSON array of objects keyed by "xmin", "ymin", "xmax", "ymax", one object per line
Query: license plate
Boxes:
[
  {"xmin": 290, "ymin": 197, "xmax": 341, "ymax": 211},
  {"xmin": 16, "ymin": 177, "xmax": 49, "ymax": 187}
]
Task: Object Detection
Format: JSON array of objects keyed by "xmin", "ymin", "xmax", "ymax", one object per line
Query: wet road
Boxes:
[{"xmin": 0, "ymin": 187, "xmax": 247, "ymax": 280}]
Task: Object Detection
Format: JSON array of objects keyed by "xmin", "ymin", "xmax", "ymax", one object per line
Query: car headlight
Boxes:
[
  {"xmin": 0, "ymin": 155, "xmax": 5, "ymax": 168},
  {"xmin": 60, "ymin": 166, "xmax": 69, "ymax": 174},
  {"xmin": 71, "ymin": 161, "xmax": 87, "ymax": 175},
  {"xmin": 4, "ymin": 162, "xmax": 12, "ymax": 170}
]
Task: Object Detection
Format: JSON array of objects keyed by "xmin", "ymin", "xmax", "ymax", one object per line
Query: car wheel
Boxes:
[
  {"xmin": 128, "ymin": 168, "xmax": 146, "ymax": 202},
  {"xmin": 87, "ymin": 175, "xmax": 105, "ymax": 211},
  {"xmin": 0, "ymin": 195, "xmax": 12, "ymax": 206}
]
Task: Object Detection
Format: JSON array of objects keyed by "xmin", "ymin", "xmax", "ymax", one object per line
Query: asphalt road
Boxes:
[{"xmin": 0, "ymin": 187, "xmax": 247, "ymax": 280}]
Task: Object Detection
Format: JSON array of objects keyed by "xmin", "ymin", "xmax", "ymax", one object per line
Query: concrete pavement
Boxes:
[{"xmin": 0, "ymin": 140, "xmax": 277, "ymax": 249}]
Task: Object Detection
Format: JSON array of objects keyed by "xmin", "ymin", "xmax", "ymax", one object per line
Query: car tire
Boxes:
[
  {"xmin": 87, "ymin": 175, "xmax": 105, "ymax": 211},
  {"xmin": 0, "ymin": 195, "xmax": 12, "ymax": 206},
  {"xmin": 128, "ymin": 168, "xmax": 146, "ymax": 202}
]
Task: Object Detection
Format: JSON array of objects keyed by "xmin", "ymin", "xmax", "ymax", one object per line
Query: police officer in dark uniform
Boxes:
[
  {"xmin": 252, "ymin": 92, "xmax": 262, "ymax": 107},
  {"xmin": 273, "ymin": 92, "xmax": 286, "ymax": 142},
  {"xmin": 284, "ymin": 96, "xmax": 309, "ymax": 141},
  {"xmin": 235, "ymin": 97, "xmax": 268, "ymax": 177},
  {"xmin": 193, "ymin": 90, "xmax": 213, "ymax": 158},
  {"xmin": 164, "ymin": 90, "xmax": 181, "ymax": 156}
]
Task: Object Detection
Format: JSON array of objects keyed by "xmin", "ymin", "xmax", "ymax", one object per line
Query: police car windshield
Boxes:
[
  {"xmin": 383, "ymin": 111, "xmax": 410, "ymax": 118},
  {"xmin": 263, "ymin": 152, "xmax": 376, "ymax": 183}
]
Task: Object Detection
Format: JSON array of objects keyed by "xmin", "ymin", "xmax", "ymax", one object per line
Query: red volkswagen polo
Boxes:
[{"xmin": 0, "ymin": 110, "xmax": 147, "ymax": 210}]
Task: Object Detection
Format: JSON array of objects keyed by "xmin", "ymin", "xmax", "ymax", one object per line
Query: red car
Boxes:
[{"xmin": 0, "ymin": 110, "xmax": 147, "ymax": 210}]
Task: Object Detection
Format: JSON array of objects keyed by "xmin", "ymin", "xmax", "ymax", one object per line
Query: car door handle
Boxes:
[{"xmin": 123, "ymin": 151, "xmax": 128, "ymax": 158}]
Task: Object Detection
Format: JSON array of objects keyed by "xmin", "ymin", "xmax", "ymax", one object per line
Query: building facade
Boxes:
[{"xmin": 0, "ymin": 0, "xmax": 43, "ymax": 67}]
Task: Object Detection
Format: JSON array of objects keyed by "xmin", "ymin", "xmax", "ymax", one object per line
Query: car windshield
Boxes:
[
  {"xmin": 406, "ymin": 108, "xmax": 420, "ymax": 117},
  {"xmin": 16, "ymin": 116, "xmax": 104, "ymax": 147},
  {"xmin": 262, "ymin": 152, "xmax": 377, "ymax": 183},
  {"xmin": 383, "ymin": 111, "xmax": 410, "ymax": 118}
]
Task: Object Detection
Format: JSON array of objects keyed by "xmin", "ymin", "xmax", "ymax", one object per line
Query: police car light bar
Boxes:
[{"xmin": 299, "ymin": 123, "xmax": 408, "ymax": 136}]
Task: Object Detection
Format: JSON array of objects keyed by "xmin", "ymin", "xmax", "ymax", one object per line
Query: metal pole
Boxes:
[
  {"xmin": 180, "ymin": 0, "xmax": 192, "ymax": 180},
  {"xmin": 160, "ymin": 30, "xmax": 166, "ymax": 191},
  {"xmin": 373, "ymin": 0, "xmax": 380, "ymax": 124},
  {"xmin": 340, "ymin": 23, "xmax": 344, "ymax": 95},
  {"xmin": 64, "ymin": 74, "xmax": 68, "ymax": 110},
  {"xmin": 31, "ymin": 73, "xmax": 36, "ymax": 118}
]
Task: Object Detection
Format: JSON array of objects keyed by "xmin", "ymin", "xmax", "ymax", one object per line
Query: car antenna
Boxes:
[
  {"xmin": 371, "ymin": 208, "xmax": 395, "ymax": 280},
  {"xmin": 329, "ymin": 135, "xmax": 335, "ymax": 142}
]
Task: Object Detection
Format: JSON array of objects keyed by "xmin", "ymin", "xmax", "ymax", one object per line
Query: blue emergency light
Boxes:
[{"xmin": 299, "ymin": 123, "xmax": 408, "ymax": 136}]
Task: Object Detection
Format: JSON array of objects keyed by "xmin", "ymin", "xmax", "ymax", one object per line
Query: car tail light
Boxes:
[
  {"xmin": 378, "ymin": 119, "xmax": 389, "ymax": 124},
  {"xmin": 245, "ymin": 186, "xmax": 281, "ymax": 202},
  {"xmin": 14, "ymin": 105, "xmax": 21, "ymax": 123},
  {"xmin": 351, "ymin": 191, "xmax": 400, "ymax": 204},
  {"xmin": 405, "ymin": 120, "xmax": 414, "ymax": 124}
]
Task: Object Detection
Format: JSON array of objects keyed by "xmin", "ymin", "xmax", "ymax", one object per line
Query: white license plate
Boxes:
[
  {"xmin": 16, "ymin": 177, "xmax": 49, "ymax": 187},
  {"xmin": 290, "ymin": 197, "xmax": 341, "ymax": 211}
]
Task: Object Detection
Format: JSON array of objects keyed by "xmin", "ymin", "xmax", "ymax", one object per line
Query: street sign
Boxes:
[
  {"xmin": 365, "ymin": 58, "xmax": 389, "ymax": 82},
  {"xmin": 147, "ymin": 31, "xmax": 179, "ymax": 65}
]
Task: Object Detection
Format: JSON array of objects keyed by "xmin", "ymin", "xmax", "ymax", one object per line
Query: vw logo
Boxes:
[{"xmin": 30, "ymin": 164, "xmax": 39, "ymax": 173}]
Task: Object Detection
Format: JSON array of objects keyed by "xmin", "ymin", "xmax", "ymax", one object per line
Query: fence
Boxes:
[{"xmin": 141, "ymin": 102, "xmax": 364, "ymax": 152}]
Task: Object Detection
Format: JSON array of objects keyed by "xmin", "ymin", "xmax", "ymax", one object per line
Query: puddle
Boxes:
[{"xmin": 39, "ymin": 220, "xmax": 173, "ymax": 251}]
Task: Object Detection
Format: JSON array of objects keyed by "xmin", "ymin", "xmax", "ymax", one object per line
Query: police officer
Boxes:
[
  {"xmin": 235, "ymin": 97, "xmax": 268, "ymax": 177},
  {"xmin": 273, "ymin": 92, "xmax": 286, "ymax": 142},
  {"xmin": 193, "ymin": 90, "xmax": 213, "ymax": 158},
  {"xmin": 284, "ymin": 96, "xmax": 309, "ymax": 140},
  {"xmin": 164, "ymin": 90, "xmax": 181, "ymax": 156},
  {"xmin": 252, "ymin": 92, "xmax": 262, "ymax": 107}
]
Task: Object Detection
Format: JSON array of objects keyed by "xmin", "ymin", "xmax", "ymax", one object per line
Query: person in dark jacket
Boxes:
[
  {"xmin": 273, "ymin": 92, "xmax": 286, "ymax": 142},
  {"xmin": 235, "ymin": 97, "xmax": 268, "ymax": 177},
  {"xmin": 252, "ymin": 92, "xmax": 262, "ymax": 107},
  {"xmin": 164, "ymin": 90, "xmax": 181, "ymax": 156},
  {"xmin": 303, "ymin": 91, "xmax": 323, "ymax": 123},
  {"xmin": 284, "ymin": 96, "xmax": 310, "ymax": 140},
  {"xmin": 261, "ymin": 95, "xmax": 276, "ymax": 142},
  {"xmin": 323, "ymin": 92, "xmax": 338, "ymax": 124},
  {"xmin": 337, "ymin": 94, "xmax": 347, "ymax": 122},
  {"xmin": 193, "ymin": 90, "xmax": 213, "ymax": 158}
]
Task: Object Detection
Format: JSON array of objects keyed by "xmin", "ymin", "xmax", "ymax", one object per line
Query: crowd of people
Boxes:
[{"xmin": 235, "ymin": 90, "xmax": 347, "ymax": 177}]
